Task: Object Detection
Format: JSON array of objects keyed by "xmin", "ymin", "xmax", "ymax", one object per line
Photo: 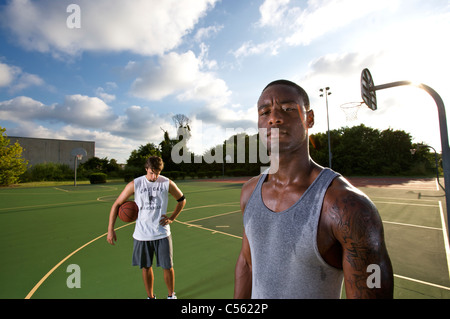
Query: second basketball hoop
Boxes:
[{"xmin": 340, "ymin": 102, "xmax": 364, "ymax": 121}]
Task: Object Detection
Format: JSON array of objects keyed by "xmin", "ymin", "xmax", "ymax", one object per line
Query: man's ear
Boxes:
[{"xmin": 307, "ymin": 109, "xmax": 314, "ymax": 128}]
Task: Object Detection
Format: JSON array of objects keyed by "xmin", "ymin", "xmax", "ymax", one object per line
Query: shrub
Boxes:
[
  {"xmin": 21, "ymin": 162, "xmax": 73, "ymax": 182},
  {"xmin": 89, "ymin": 172, "xmax": 107, "ymax": 184}
]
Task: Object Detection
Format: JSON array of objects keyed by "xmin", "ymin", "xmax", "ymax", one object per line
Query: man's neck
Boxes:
[{"xmin": 268, "ymin": 150, "xmax": 319, "ymax": 185}]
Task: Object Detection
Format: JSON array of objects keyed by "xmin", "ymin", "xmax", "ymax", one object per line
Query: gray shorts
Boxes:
[{"xmin": 132, "ymin": 235, "xmax": 173, "ymax": 269}]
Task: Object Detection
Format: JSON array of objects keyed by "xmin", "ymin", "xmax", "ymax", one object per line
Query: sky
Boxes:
[{"xmin": 0, "ymin": 0, "xmax": 449, "ymax": 164}]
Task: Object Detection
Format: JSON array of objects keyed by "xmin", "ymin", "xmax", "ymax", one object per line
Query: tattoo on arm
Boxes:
[{"xmin": 330, "ymin": 194, "xmax": 393, "ymax": 298}]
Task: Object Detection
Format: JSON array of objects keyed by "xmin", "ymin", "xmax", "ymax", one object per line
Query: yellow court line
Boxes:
[
  {"xmin": 24, "ymin": 222, "xmax": 134, "ymax": 299},
  {"xmin": 24, "ymin": 201, "xmax": 240, "ymax": 299},
  {"xmin": 175, "ymin": 219, "xmax": 242, "ymax": 240},
  {"xmin": 185, "ymin": 209, "xmax": 241, "ymax": 223}
]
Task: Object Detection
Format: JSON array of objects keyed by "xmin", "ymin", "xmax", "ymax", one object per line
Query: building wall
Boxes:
[{"xmin": 8, "ymin": 136, "xmax": 95, "ymax": 168}]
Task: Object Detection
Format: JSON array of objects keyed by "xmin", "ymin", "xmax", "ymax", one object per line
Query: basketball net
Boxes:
[
  {"xmin": 340, "ymin": 102, "xmax": 364, "ymax": 121},
  {"xmin": 76, "ymin": 155, "xmax": 83, "ymax": 161}
]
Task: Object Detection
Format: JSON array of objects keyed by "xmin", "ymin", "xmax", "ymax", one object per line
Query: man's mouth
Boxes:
[{"xmin": 267, "ymin": 129, "xmax": 286, "ymax": 139}]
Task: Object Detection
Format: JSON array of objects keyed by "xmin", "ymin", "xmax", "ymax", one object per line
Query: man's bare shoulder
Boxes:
[
  {"xmin": 326, "ymin": 175, "xmax": 375, "ymax": 208},
  {"xmin": 323, "ymin": 175, "xmax": 383, "ymax": 243},
  {"xmin": 242, "ymin": 175, "xmax": 261, "ymax": 191}
]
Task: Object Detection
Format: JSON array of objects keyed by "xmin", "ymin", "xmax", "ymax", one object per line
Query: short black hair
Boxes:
[{"xmin": 262, "ymin": 79, "xmax": 310, "ymax": 110}]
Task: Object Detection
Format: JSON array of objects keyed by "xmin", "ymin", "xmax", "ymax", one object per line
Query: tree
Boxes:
[
  {"xmin": 126, "ymin": 143, "xmax": 161, "ymax": 168},
  {"xmin": 0, "ymin": 127, "xmax": 29, "ymax": 185},
  {"xmin": 80, "ymin": 156, "xmax": 121, "ymax": 173},
  {"xmin": 159, "ymin": 129, "xmax": 178, "ymax": 172}
]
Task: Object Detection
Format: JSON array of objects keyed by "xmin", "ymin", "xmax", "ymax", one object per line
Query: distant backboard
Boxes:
[
  {"xmin": 71, "ymin": 147, "xmax": 87, "ymax": 157},
  {"xmin": 361, "ymin": 68, "xmax": 377, "ymax": 111}
]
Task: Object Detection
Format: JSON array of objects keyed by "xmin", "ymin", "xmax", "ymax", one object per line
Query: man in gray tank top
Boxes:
[{"xmin": 234, "ymin": 80, "xmax": 393, "ymax": 299}]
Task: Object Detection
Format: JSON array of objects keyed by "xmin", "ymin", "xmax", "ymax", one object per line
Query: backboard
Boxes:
[
  {"xmin": 361, "ymin": 68, "xmax": 377, "ymax": 110},
  {"xmin": 71, "ymin": 147, "xmax": 87, "ymax": 158}
]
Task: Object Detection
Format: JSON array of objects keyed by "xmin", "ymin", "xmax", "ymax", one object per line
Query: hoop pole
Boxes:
[
  {"xmin": 371, "ymin": 81, "xmax": 450, "ymax": 244},
  {"xmin": 74, "ymin": 155, "xmax": 78, "ymax": 187}
]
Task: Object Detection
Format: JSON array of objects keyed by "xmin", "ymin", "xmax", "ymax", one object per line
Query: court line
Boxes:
[
  {"xmin": 394, "ymin": 274, "xmax": 450, "ymax": 291},
  {"xmin": 373, "ymin": 200, "xmax": 439, "ymax": 208},
  {"xmin": 24, "ymin": 222, "xmax": 134, "ymax": 299},
  {"xmin": 185, "ymin": 209, "xmax": 241, "ymax": 223},
  {"xmin": 383, "ymin": 220, "xmax": 442, "ymax": 231},
  {"xmin": 371, "ymin": 196, "xmax": 438, "ymax": 203},
  {"xmin": 175, "ymin": 219, "xmax": 242, "ymax": 240},
  {"xmin": 23, "ymin": 202, "xmax": 240, "ymax": 299},
  {"xmin": 439, "ymin": 201, "xmax": 450, "ymax": 282},
  {"xmin": 0, "ymin": 200, "xmax": 99, "ymax": 212},
  {"xmin": 24, "ymin": 199, "xmax": 449, "ymax": 298}
]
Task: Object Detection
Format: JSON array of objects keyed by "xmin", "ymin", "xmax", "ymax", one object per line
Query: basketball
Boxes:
[{"xmin": 118, "ymin": 201, "xmax": 139, "ymax": 222}]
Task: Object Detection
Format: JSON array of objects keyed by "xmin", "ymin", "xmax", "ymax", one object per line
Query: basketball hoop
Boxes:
[
  {"xmin": 340, "ymin": 102, "xmax": 364, "ymax": 121},
  {"xmin": 71, "ymin": 147, "xmax": 87, "ymax": 186}
]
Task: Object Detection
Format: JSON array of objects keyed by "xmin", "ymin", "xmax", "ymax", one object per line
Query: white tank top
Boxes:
[{"xmin": 132, "ymin": 175, "xmax": 170, "ymax": 241}]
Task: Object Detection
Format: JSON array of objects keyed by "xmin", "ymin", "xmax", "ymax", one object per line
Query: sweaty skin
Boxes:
[{"xmin": 234, "ymin": 83, "xmax": 393, "ymax": 299}]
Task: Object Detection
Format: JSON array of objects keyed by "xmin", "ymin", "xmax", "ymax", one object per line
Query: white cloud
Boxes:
[
  {"xmin": 0, "ymin": 0, "xmax": 218, "ymax": 57},
  {"xmin": 257, "ymin": 0, "xmax": 291, "ymax": 27},
  {"xmin": 0, "ymin": 95, "xmax": 174, "ymax": 162},
  {"xmin": 95, "ymin": 87, "xmax": 116, "ymax": 103},
  {"xmin": 0, "ymin": 62, "xmax": 45, "ymax": 92},
  {"xmin": 285, "ymin": 0, "xmax": 398, "ymax": 46},
  {"xmin": 0, "ymin": 62, "xmax": 16, "ymax": 87},
  {"xmin": 245, "ymin": 0, "xmax": 399, "ymax": 56},
  {"xmin": 0, "ymin": 96, "xmax": 47, "ymax": 122},
  {"xmin": 54, "ymin": 95, "xmax": 117, "ymax": 127},
  {"xmin": 129, "ymin": 50, "xmax": 231, "ymax": 105},
  {"xmin": 231, "ymin": 40, "xmax": 282, "ymax": 59},
  {"xmin": 0, "ymin": 94, "xmax": 116, "ymax": 128},
  {"xmin": 110, "ymin": 105, "xmax": 174, "ymax": 141},
  {"xmin": 194, "ymin": 25, "xmax": 223, "ymax": 42},
  {"xmin": 130, "ymin": 51, "xmax": 201, "ymax": 100}
]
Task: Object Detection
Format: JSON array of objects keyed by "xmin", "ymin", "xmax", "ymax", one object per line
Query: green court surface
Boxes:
[{"xmin": 0, "ymin": 177, "xmax": 449, "ymax": 299}]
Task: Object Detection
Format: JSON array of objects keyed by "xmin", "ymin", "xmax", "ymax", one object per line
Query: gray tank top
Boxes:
[{"xmin": 244, "ymin": 168, "xmax": 344, "ymax": 299}]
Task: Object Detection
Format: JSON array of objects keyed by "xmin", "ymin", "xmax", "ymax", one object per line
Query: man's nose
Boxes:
[{"xmin": 268, "ymin": 107, "xmax": 283, "ymax": 126}]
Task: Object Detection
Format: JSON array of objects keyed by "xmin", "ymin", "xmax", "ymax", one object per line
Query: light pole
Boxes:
[{"xmin": 320, "ymin": 87, "xmax": 332, "ymax": 168}]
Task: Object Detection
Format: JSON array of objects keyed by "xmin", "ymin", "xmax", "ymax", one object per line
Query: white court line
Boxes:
[
  {"xmin": 394, "ymin": 274, "xmax": 450, "ymax": 291},
  {"xmin": 383, "ymin": 220, "xmax": 442, "ymax": 231},
  {"xmin": 371, "ymin": 196, "xmax": 438, "ymax": 203},
  {"xmin": 439, "ymin": 201, "xmax": 450, "ymax": 282},
  {"xmin": 24, "ymin": 199, "xmax": 450, "ymax": 299},
  {"xmin": 374, "ymin": 201, "xmax": 439, "ymax": 208}
]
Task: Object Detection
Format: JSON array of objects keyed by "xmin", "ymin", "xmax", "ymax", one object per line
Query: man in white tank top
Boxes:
[{"xmin": 107, "ymin": 156, "xmax": 186, "ymax": 299}]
